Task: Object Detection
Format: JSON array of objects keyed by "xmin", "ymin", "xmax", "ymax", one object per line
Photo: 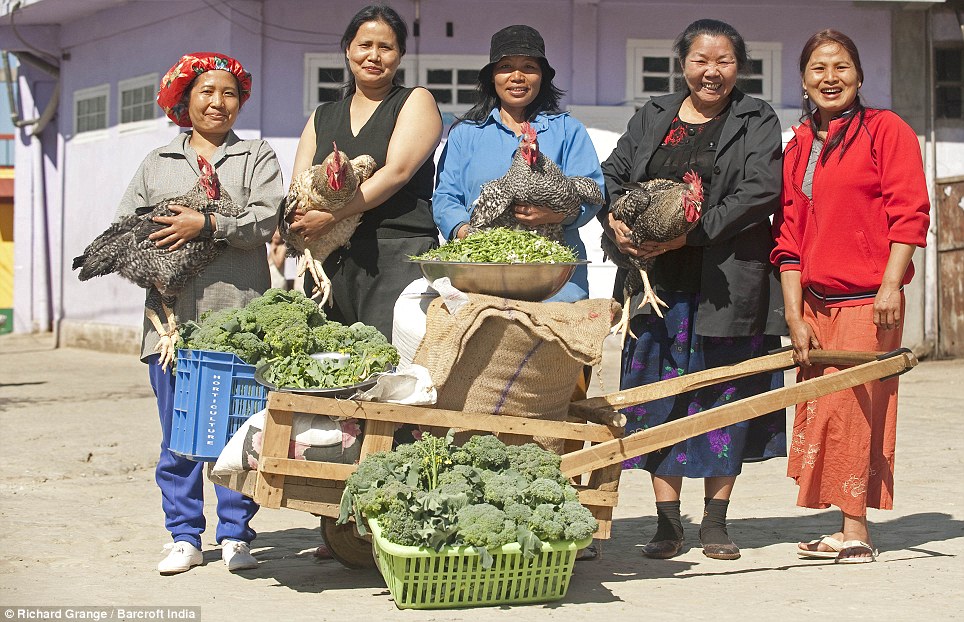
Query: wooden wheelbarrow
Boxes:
[{"xmin": 209, "ymin": 347, "xmax": 917, "ymax": 568}]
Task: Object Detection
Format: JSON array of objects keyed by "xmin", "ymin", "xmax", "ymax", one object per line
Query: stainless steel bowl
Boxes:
[{"xmin": 410, "ymin": 260, "xmax": 588, "ymax": 302}]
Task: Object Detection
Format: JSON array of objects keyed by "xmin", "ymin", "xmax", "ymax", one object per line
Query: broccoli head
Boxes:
[
  {"xmin": 527, "ymin": 503, "xmax": 565, "ymax": 541},
  {"xmin": 480, "ymin": 470, "xmax": 528, "ymax": 508},
  {"xmin": 455, "ymin": 503, "xmax": 516, "ymax": 549},
  {"xmin": 451, "ymin": 434, "xmax": 510, "ymax": 471},
  {"xmin": 506, "ymin": 443, "xmax": 568, "ymax": 485},
  {"xmin": 557, "ymin": 500, "xmax": 599, "ymax": 541}
]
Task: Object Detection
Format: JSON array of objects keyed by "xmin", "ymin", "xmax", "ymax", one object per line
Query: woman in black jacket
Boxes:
[{"xmin": 601, "ymin": 19, "xmax": 786, "ymax": 561}]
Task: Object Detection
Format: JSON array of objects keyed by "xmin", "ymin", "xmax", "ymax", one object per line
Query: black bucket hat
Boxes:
[{"xmin": 478, "ymin": 25, "xmax": 556, "ymax": 83}]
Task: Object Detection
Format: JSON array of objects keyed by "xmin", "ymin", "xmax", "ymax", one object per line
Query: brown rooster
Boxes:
[
  {"xmin": 72, "ymin": 156, "xmax": 239, "ymax": 370},
  {"xmin": 282, "ymin": 142, "xmax": 376, "ymax": 306},
  {"xmin": 602, "ymin": 170, "xmax": 703, "ymax": 342},
  {"xmin": 469, "ymin": 122, "xmax": 603, "ymax": 242}
]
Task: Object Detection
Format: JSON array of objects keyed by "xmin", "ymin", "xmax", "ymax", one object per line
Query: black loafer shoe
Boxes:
[
  {"xmin": 641, "ymin": 539, "xmax": 684, "ymax": 559},
  {"xmin": 702, "ymin": 542, "xmax": 741, "ymax": 560}
]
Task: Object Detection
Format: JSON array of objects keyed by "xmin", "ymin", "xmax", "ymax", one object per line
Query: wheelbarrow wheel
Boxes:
[{"xmin": 320, "ymin": 517, "xmax": 376, "ymax": 569}]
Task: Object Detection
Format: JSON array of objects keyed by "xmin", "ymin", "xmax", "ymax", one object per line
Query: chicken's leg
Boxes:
[
  {"xmin": 297, "ymin": 248, "xmax": 333, "ymax": 307},
  {"xmin": 636, "ymin": 268, "xmax": 667, "ymax": 318},
  {"xmin": 609, "ymin": 292, "xmax": 636, "ymax": 350},
  {"xmin": 145, "ymin": 300, "xmax": 178, "ymax": 373}
]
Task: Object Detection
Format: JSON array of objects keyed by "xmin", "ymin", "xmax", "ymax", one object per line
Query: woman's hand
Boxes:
[
  {"xmin": 787, "ymin": 317, "xmax": 820, "ymax": 367},
  {"xmin": 150, "ymin": 204, "xmax": 206, "ymax": 250},
  {"xmin": 637, "ymin": 234, "xmax": 686, "ymax": 260},
  {"xmin": 513, "ymin": 203, "xmax": 566, "ymax": 227},
  {"xmin": 873, "ymin": 285, "xmax": 902, "ymax": 331},
  {"xmin": 289, "ymin": 209, "xmax": 338, "ymax": 244},
  {"xmin": 604, "ymin": 212, "xmax": 642, "ymax": 256}
]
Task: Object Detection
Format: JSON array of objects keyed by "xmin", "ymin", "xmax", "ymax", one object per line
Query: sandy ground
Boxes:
[{"xmin": 1, "ymin": 332, "xmax": 961, "ymax": 621}]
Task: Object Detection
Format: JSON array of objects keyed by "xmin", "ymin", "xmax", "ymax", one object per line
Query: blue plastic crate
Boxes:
[{"xmin": 171, "ymin": 349, "xmax": 267, "ymax": 461}]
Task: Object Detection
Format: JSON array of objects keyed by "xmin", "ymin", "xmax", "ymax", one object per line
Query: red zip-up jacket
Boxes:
[{"xmin": 771, "ymin": 109, "xmax": 930, "ymax": 306}]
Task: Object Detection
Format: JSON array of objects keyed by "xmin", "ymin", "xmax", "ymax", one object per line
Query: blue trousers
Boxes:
[{"xmin": 149, "ymin": 355, "xmax": 258, "ymax": 549}]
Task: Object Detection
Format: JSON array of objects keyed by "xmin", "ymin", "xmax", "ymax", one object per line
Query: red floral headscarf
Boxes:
[{"xmin": 156, "ymin": 52, "xmax": 252, "ymax": 127}]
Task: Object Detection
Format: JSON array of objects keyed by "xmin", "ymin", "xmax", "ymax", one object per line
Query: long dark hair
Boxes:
[
  {"xmin": 673, "ymin": 19, "xmax": 750, "ymax": 74},
  {"xmin": 459, "ymin": 58, "xmax": 565, "ymax": 124},
  {"xmin": 799, "ymin": 29, "xmax": 865, "ymax": 163},
  {"xmin": 340, "ymin": 4, "xmax": 408, "ymax": 97}
]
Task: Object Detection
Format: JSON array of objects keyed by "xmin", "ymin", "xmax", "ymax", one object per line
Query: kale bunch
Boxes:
[{"xmin": 338, "ymin": 432, "xmax": 597, "ymax": 568}]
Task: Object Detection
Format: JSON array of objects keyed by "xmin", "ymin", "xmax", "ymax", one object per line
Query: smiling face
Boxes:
[
  {"xmin": 803, "ymin": 43, "xmax": 861, "ymax": 127},
  {"xmin": 493, "ymin": 55, "xmax": 543, "ymax": 118},
  {"xmin": 187, "ymin": 70, "xmax": 240, "ymax": 136},
  {"xmin": 682, "ymin": 34, "xmax": 738, "ymax": 112},
  {"xmin": 346, "ymin": 19, "xmax": 401, "ymax": 90}
]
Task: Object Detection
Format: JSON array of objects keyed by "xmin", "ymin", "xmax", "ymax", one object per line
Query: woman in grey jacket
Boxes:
[
  {"xmin": 601, "ymin": 19, "xmax": 786, "ymax": 561},
  {"xmin": 119, "ymin": 53, "xmax": 283, "ymax": 576}
]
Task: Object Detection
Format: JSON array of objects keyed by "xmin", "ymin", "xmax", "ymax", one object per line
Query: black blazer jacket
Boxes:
[{"xmin": 601, "ymin": 89, "xmax": 787, "ymax": 337}]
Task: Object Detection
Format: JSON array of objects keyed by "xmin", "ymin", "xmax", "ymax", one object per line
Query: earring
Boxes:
[{"xmin": 803, "ymin": 92, "xmax": 809, "ymax": 100}]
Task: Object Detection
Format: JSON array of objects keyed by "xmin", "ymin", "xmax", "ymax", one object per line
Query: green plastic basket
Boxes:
[{"xmin": 368, "ymin": 518, "xmax": 590, "ymax": 609}]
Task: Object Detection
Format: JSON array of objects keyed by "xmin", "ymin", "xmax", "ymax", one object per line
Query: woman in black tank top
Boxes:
[{"xmin": 287, "ymin": 5, "xmax": 442, "ymax": 338}]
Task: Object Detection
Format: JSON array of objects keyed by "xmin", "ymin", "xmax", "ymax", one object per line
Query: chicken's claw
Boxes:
[{"xmin": 637, "ymin": 270, "xmax": 667, "ymax": 318}]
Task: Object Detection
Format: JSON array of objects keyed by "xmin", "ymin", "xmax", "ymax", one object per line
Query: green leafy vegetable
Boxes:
[
  {"xmin": 411, "ymin": 228, "xmax": 578, "ymax": 263},
  {"xmin": 178, "ymin": 288, "xmax": 398, "ymax": 389},
  {"xmin": 338, "ymin": 432, "xmax": 598, "ymax": 567}
]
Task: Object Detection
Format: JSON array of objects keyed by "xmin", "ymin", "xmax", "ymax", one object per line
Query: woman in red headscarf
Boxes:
[{"xmin": 121, "ymin": 52, "xmax": 284, "ymax": 575}]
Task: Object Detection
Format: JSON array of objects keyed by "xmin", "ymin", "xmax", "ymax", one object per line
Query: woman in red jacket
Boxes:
[{"xmin": 771, "ymin": 30, "xmax": 929, "ymax": 563}]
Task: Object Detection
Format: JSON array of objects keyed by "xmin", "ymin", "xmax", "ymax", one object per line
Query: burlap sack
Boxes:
[{"xmin": 414, "ymin": 294, "xmax": 617, "ymax": 452}]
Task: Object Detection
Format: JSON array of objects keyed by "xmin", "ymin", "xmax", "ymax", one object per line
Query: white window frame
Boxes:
[
  {"xmin": 303, "ymin": 53, "xmax": 416, "ymax": 117},
  {"xmin": 414, "ymin": 54, "xmax": 488, "ymax": 116},
  {"xmin": 117, "ymin": 73, "xmax": 158, "ymax": 130},
  {"xmin": 73, "ymin": 83, "xmax": 110, "ymax": 138},
  {"xmin": 625, "ymin": 39, "xmax": 781, "ymax": 105}
]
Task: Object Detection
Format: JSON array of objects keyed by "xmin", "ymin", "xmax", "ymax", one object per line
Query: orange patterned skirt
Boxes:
[{"xmin": 788, "ymin": 292, "xmax": 903, "ymax": 515}]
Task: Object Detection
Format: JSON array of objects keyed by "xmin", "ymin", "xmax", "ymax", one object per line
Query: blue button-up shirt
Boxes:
[{"xmin": 432, "ymin": 109, "xmax": 604, "ymax": 301}]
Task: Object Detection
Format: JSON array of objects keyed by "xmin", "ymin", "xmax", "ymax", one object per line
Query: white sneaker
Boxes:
[
  {"xmin": 222, "ymin": 540, "xmax": 258, "ymax": 571},
  {"xmin": 157, "ymin": 542, "xmax": 203, "ymax": 575}
]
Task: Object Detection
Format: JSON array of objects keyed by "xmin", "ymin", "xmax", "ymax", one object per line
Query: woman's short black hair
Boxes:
[
  {"xmin": 673, "ymin": 19, "xmax": 750, "ymax": 73},
  {"xmin": 340, "ymin": 4, "xmax": 408, "ymax": 97}
]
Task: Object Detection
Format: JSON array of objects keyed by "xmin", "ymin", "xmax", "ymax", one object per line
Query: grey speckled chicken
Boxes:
[
  {"xmin": 602, "ymin": 171, "xmax": 703, "ymax": 342},
  {"xmin": 281, "ymin": 142, "xmax": 376, "ymax": 306},
  {"xmin": 469, "ymin": 122, "xmax": 603, "ymax": 242},
  {"xmin": 72, "ymin": 155, "xmax": 239, "ymax": 369}
]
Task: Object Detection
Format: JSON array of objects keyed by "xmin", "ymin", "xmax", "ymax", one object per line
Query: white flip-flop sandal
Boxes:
[
  {"xmin": 797, "ymin": 535, "xmax": 845, "ymax": 559},
  {"xmin": 835, "ymin": 540, "xmax": 878, "ymax": 564}
]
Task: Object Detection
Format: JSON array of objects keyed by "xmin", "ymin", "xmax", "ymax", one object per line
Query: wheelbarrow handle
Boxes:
[{"xmin": 560, "ymin": 349, "xmax": 918, "ymax": 478}]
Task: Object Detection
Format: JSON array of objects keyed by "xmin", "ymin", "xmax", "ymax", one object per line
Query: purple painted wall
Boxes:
[{"xmin": 0, "ymin": 0, "xmax": 910, "ymax": 336}]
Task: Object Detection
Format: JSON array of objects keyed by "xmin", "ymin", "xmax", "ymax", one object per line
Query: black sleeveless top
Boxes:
[
  {"xmin": 644, "ymin": 112, "xmax": 727, "ymax": 293},
  {"xmin": 312, "ymin": 86, "xmax": 438, "ymax": 239}
]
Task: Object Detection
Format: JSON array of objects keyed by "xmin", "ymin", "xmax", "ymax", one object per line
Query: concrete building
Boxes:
[{"xmin": 0, "ymin": 0, "xmax": 960, "ymax": 355}]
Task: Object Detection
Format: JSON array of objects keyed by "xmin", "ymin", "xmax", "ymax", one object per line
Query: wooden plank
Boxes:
[
  {"xmin": 569, "ymin": 349, "xmax": 885, "ymax": 419},
  {"xmin": 252, "ymin": 407, "xmax": 293, "ymax": 509},
  {"xmin": 360, "ymin": 419, "xmax": 395, "ymax": 458},
  {"xmin": 575, "ymin": 488, "xmax": 618, "ymax": 507},
  {"xmin": 259, "ymin": 456, "xmax": 358, "ymax": 480},
  {"xmin": 560, "ymin": 351, "xmax": 916, "ymax": 478},
  {"xmin": 264, "ymin": 393, "xmax": 619, "ymax": 442}
]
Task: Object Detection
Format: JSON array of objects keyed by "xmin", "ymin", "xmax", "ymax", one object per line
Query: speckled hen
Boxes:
[
  {"xmin": 72, "ymin": 155, "xmax": 238, "ymax": 369},
  {"xmin": 602, "ymin": 171, "xmax": 703, "ymax": 342},
  {"xmin": 469, "ymin": 122, "xmax": 603, "ymax": 242}
]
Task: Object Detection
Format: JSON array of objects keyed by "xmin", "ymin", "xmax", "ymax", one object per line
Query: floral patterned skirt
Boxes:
[{"xmin": 620, "ymin": 292, "xmax": 787, "ymax": 477}]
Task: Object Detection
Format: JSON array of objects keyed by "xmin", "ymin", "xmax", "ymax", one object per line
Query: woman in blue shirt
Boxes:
[{"xmin": 432, "ymin": 24, "xmax": 603, "ymax": 302}]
